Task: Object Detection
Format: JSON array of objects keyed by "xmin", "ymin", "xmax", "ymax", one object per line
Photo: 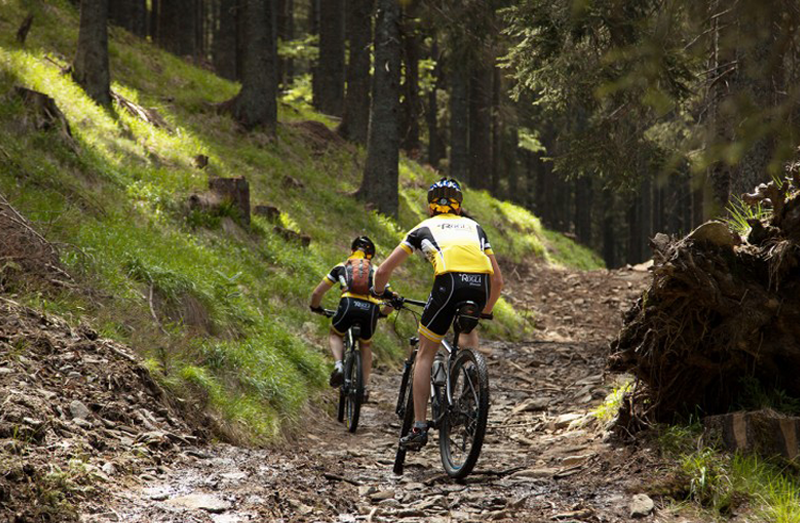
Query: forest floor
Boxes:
[{"xmin": 62, "ymin": 262, "xmax": 712, "ymax": 523}]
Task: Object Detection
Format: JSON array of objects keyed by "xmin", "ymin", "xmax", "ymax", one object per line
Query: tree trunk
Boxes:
[
  {"xmin": 491, "ymin": 64, "xmax": 501, "ymax": 195},
  {"xmin": 727, "ymin": 3, "xmax": 781, "ymax": 200},
  {"xmin": 224, "ymin": 0, "xmax": 277, "ymax": 132},
  {"xmin": 73, "ymin": 0, "xmax": 111, "ymax": 107},
  {"xmin": 468, "ymin": 59, "xmax": 493, "ymax": 190},
  {"xmin": 575, "ymin": 176, "xmax": 592, "ymax": 245},
  {"xmin": 109, "ymin": 0, "xmax": 147, "ymax": 37},
  {"xmin": 149, "ymin": 0, "xmax": 158, "ymax": 39},
  {"xmin": 276, "ymin": 0, "xmax": 294, "ymax": 87},
  {"xmin": 157, "ymin": 0, "xmax": 198, "ymax": 59},
  {"xmin": 627, "ymin": 190, "xmax": 643, "ymax": 264},
  {"xmin": 400, "ymin": 3, "xmax": 420, "ymax": 155},
  {"xmin": 213, "ymin": 0, "xmax": 239, "ymax": 80},
  {"xmin": 314, "ymin": 0, "xmax": 345, "ymax": 116},
  {"xmin": 706, "ymin": 0, "xmax": 732, "ymax": 217},
  {"xmin": 502, "ymin": 128, "xmax": 519, "ymax": 203},
  {"xmin": 426, "ymin": 39, "xmax": 443, "ymax": 169},
  {"xmin": 449, "ymin": 62, "xmax": 469, "ymax": 183},
  {"xmin": 358, "ymin": 0, "xmax": 401, "ymax": 218},
  {"xmin": 338, "ymin": 0, "xmax": 373, "ymax": 144},
  {"xmin": 602, "ymin": 188, "xmax": 616, "ymax": 268}
]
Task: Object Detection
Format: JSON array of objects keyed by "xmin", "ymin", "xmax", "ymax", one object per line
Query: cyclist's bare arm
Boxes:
[
  {"xmin": 484, "ymin": 254, "xmax": 504, "ymax": 314},
  {"xmin": 310, "ymin": 278, "xmax": 334, "ymax": 309},
  {"xmin": 374, "ymin": 246, "xmax": 410, "ymax": 292}
]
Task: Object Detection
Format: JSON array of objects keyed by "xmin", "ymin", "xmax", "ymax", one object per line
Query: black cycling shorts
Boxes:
[
  {"xmin": 419, "ymin": 272, "xmax": 490, "ymax": 343},
  {"xmin": 331, "ymin": 297, "xmax": 380, "ymax": 341}
]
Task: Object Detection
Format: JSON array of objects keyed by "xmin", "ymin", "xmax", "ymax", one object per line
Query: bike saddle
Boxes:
[
  {"xmin": 453, "ymin": 301, "xmax": 481, "ymax": 334},
  {"xmin": 351, "ymin": 324, "xmax": 362, "ymax": 339}
]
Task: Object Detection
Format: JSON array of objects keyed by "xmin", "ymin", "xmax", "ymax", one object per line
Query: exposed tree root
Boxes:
[{"xmin": 609, "ymin": 176, "xmax": 800, "ymax": 424}]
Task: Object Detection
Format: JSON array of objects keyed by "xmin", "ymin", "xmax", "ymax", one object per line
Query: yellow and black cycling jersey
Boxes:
[
  {"xmin": 323, "ymin": 253, "xmax": 386, "ymax": 305},
  {"xmin": 400, "ymin": 213, "xmax": 494, "ymax": 276}
]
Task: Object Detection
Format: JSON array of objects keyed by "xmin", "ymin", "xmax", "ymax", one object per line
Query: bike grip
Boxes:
[{"xmin": 480, "ymin": 312, "xmax": 494, "ymax": 320}]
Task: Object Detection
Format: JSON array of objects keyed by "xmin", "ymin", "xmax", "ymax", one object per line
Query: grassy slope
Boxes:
[{"xmin": 0, "ymin": 1, "xmax": 602, "ymax": 441}]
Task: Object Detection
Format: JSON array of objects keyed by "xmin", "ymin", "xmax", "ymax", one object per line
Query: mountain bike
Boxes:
[
  {"xmin": 315, "ymin": 308, "xmax": 365, "ymax": 433},
  {"xmin": 390, "ymin": 297, "xmax": 492, "ymax": 479}
]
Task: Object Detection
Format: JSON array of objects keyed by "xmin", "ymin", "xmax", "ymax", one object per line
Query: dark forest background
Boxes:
[{"xmin": 90, "ymin": 0, "xmax": 800, "ymax": 268}]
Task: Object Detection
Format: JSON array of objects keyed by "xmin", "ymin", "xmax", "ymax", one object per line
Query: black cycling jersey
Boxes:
[
  {"xmin": 419, "ymin": 272, "xmax": 490, "ymax": 343},
  {"xmin": 331, "ymin": 297, "xmax": 380, "ymax": 341}
]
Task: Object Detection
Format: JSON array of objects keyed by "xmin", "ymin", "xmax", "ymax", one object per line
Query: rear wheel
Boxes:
[
  {"xmin": 439, "ymin": 348, "xmax": 489, "ymax": 479},
  {"xmin": 393, "ymin": 365, "xmax": 415, "ymax": 475},
  {"xmin": 344, "ymin": 349, "xmax": 363, "ymax": 433}
]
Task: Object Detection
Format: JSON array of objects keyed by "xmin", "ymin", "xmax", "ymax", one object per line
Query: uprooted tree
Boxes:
[{"xmin": 609, "ymin": 174, "xmax": 800, "ymax": 424}]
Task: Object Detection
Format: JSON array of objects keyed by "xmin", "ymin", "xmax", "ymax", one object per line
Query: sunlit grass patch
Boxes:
[{"xmin": 658, "ymin": 422, "xmax": 800, "ymax": 522}]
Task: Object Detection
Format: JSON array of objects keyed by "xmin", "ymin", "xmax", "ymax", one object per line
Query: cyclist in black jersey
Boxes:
[
  {"xmin": 310, "ymin": 236, "xmax": 393, "ymax": 400},
  {"xmin": 373, "ymin": 178, "xmax": 504, "ymax": 449}
]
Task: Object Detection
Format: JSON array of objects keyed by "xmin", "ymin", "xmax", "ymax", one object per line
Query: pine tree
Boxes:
[
  {"xmin": 358, "ymin": 0, "xmax": 401, "ymax": 217},
  {"xmin": 73, "ymin": 0, "xmax": 111, "ymax": 107}
]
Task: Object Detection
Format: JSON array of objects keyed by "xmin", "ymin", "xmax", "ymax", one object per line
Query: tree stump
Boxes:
[
  {"xmin": 208, "ymin": 177, "xmax": 250, "ymax": 226},
  {"xmin": 254, "ymin": 205, "xmax": 281, "ymax": 222},
  {"xmin": 15, "ymin": 87, "xmax": 73, "ymax": 140},
  {"xmin": 187, "ymin": 177, "xmax": 251, "ymax": 227}
]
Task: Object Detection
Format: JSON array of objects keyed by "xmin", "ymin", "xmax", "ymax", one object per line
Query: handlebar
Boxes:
[
  {"xmin": 386, "ymin": 296, "xmax": 427, "ymax": 309},
  {"xmin": 311, "ymin": 306, "xmax": 336, "ymax": 318}
]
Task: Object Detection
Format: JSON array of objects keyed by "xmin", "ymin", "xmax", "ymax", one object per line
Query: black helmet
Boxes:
[
  {"xmin": 351, "ymin": 236, "xmax": 375, "ymax": 258},
  {"xmin": 427, "ymin": 178, "xmax": 463, "ymax": 214}
]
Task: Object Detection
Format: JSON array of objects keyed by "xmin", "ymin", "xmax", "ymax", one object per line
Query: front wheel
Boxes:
[
  {"xmin": 344, "ymin": 349, "xmax": 363, "ymax": 433},
  {"xmin": 439, "ymin": 348, "xmax": 489, "ymax": 479},
  {"xmin": 393, "ymin": 364, "xmax": 415, "ymax": 475}
]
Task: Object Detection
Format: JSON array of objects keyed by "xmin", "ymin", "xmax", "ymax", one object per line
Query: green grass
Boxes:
[
  {"xmin": 657, "ymin": 423, "xmax": 800, "ymax": 522},
  {"xmin": 0, "ymin": 0, "xmax": 603, "ymax": 441}
]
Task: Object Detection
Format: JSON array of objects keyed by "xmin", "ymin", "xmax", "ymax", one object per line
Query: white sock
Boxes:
[{"xmin": 334, "ymin": 360, "xmax": 343, "ymax": 371}]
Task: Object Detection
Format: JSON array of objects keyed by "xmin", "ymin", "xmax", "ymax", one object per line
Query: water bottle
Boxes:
[{"xmin": 431, "ymin": 353, "xmax": 446, "ymax": 386}]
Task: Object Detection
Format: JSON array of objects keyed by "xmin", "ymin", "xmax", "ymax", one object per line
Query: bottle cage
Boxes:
[{"xmin": 454, "ymin": 301, "xmax": 480, "ymax": 334}]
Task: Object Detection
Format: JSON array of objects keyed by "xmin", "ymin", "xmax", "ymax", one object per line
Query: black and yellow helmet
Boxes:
[
  {"xmin": 351, "ymin": 236, "xmax": 375, "ymax": 258},
  {"xmin": 427, "ymin": 178, "xmax": 463, "ymax": 214}
]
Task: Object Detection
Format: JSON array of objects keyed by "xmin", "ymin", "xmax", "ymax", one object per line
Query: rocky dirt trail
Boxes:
[{"xmin": 68, "ymin": 264, "xmax": 697, "ymax": 523}]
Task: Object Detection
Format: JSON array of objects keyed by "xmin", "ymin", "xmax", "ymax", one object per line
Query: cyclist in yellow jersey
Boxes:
[
  {"xmin": 310, "ymin": 236, "xmax": 393, "ymax": 400},
  {"xmin": 373, "ymin": 178, "xmax": 504, "ymax": 448}
]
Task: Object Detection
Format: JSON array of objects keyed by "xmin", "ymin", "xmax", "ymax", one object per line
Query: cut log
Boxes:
[
  {"xmin": 15, "ymin": 86, "xmax": 74, "ymax": 141},
  {"xmin": 208, "ymin": 176, "xmax": 250, "ymax": 226},
  {"xmin": 705, "ymin": 410, "xmax": 800, "ymax": 460},
  {"xmin": 187, "ymin": 177, "xmax": 251, "ymax": 227},
  {"xmin": 194, "ymin": 155, "xmax": 209, "ymax": 169},
  {"xmin": 609, "ymin": 177, "xmax": 800, "ymax": 423},
  {"xmin": 282, "ymin": 175, "xmax": 305, "ymax": 190},
  {"xmin": 254, "ymin": 205, "xmax": 281, "ymax": 222},
  {"xmin": 273, "ymin": 226, "xmax": 310, "ymax": 247}
]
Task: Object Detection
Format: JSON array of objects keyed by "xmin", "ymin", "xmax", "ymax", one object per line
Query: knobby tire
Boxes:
[
  {"xmin": 344, "ymin": 349, "xmax": 363, "ymax": 433},
  {"xmin": 439, "ymin": 347, "xmax": 489, "ymax": 479},
  {"xmin": 393, "ymin": 363, "xmax": 415, "ymax": 475}
]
